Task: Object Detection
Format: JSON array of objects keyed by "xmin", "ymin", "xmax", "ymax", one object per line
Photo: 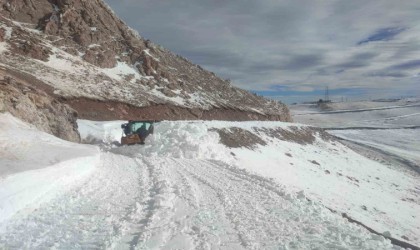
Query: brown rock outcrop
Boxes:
[
  {"xmin": 83, "ymin": 48, "xmax": 117, "ymax": 68},
  {"xmin": 0, "ymin": 68, "xmax": 81, "ymax": 142},
  {"xmin": 0, "ymin": 0, "xmax": 52, "ymax": 24},
  {"xmin": 9, "ymin": 39, "xmax": 51, "ymax": 61}
]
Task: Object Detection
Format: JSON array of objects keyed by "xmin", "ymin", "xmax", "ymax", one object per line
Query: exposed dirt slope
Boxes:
[{"xmin": 212, "ymin": 126, "xmax": 335, "ymax": 149}]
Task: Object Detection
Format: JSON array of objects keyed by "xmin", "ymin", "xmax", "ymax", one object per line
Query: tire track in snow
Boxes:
[
  {"xmin": 168, "ymin": 158, "xmax": 396, "ymax": 249},
  {"xmin": 109, "ymin": 157, "xmax": 155, "ymax": 249},
  {"xmin": 0, "ymin": 153, "xmax": 403, "ymax": 249},
  {"xmin": 171, "ymin": 158, "xmax": 244, "ymax": 249},
  {"xmin": 176, "ymin": 159, "xmax": 253, "ymax": 248},
  {"xmin": 176, "ymin": 158, "xmax": 306, "ymax": 249},
  {"xmin": 125, "ymin": 157, "xmax": 181, "ymax": 249},
  {"xmin": 123, "ymin": 156, "xmax": 221, "ymax": 250}
]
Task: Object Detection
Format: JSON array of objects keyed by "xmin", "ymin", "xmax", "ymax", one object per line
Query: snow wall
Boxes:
[{"xmin": 0, "ymin": 113, "xmax": 100, "ymax": 224}]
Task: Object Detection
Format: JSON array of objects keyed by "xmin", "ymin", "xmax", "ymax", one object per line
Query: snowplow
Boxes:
[{"xmin": 121, "ymin": 120, "xmax": 156, "ymax": 145}]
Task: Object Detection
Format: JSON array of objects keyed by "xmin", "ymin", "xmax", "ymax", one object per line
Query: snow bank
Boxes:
[
  {"xmin": 77, "ymin": 119, "xmax": 124, "ymax": 145},
  {"xmin": 79, "ymin": 119, "xmax": 297, "ymax": 161},
  {"xmin": 111, "ymin": 121, "xmax": 232, "ymax": 161},
  {"xmin": 0, "ymin": 113, "xmax": 100, "ymax": 224}
]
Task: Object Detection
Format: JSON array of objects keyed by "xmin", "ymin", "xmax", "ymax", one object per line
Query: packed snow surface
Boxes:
[{"xmin": 0, "ymin": 115, "xmax": 419, "ymax": 249}]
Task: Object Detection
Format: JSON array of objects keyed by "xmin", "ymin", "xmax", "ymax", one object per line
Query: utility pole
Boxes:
[{"xmin": 324, "ymin": 86, "xmax": 330, "ymax": 102}]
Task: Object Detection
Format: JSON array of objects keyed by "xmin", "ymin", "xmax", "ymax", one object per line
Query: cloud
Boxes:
[
  {"xmin": 367, "ymin": 71, "xmax": 408, "ymax": 78},
  {"xmin": 289, "ymin": 86, "xmax": 315, "ymax": 92},
  {"xmin": 281, "ymin": 54, "xmax": 325, "ymax": 70},
  {"xmin": 338, "ymin": 52, "xmax": 377, "ymax": 68},
  {"xmin": 390, "ymin": 59, "xmax": 420, "ymax": 70},
  {"xmin": 105, "ymin": 0, "xmax": 420, "ymax": 102},
  {"xmin": 177, "ymin": 48, "xmax": 244, "ymax": 68}
]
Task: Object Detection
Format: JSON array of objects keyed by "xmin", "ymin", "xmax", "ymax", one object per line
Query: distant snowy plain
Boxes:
[{"xmin": 292, "ymin": 99, "xmax": 420, "ymax": 175}]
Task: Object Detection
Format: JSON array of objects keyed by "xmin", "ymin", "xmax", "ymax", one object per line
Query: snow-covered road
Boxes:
[
  {"xmin": 0, "ymin": 152, "xmax": 397, "ymax": 249},
  {"xmin": 1, "ymin": 114, "xmax": 419, "ymax": 249}
]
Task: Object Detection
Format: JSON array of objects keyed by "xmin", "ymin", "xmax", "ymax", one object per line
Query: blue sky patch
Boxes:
[{"xmin": 357, "ymin": 27, "xmax": 406, "ymax": 45}]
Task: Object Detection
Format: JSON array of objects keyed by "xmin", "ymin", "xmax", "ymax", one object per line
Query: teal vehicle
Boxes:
[{"xmin": 121, "ymin": 120, "xmax": 155, "ymax": 145}]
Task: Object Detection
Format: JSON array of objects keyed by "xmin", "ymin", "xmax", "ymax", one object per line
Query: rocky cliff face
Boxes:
[
  {"xmin": 0, "ymin": 67, "xmax": 80, "ymax": 142},
  {"xmin": 0, "ymin": 0, "xmax": 291, "ymax": 122}
]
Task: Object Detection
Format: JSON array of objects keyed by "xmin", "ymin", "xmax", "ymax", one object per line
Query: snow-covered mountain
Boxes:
[
  {"xmin": 0, "ymin": 0, "xmax": 290, "ymax": 122},
  {"xmin": 1, "ymin": 113, "xmax": 418, "ymax": 249}
]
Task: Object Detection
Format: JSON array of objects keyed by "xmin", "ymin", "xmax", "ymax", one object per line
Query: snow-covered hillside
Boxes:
[{"xmin": 1, "ymin": 114, "xmax": 419, "ymax": 249}]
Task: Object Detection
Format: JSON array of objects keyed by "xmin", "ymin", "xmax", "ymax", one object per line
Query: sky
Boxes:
[{"xmin": 105, "ymin": 0, "xmax": 420, "ymax": 104}]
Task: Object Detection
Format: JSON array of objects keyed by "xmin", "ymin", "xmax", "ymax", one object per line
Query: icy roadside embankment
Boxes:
[
  {"xmin": 79, "ymin": 119, "xmax": 420, "ymax": 247},
  {"xmin": 0, "ymin": 113, "xmax": 100, "ymax": 224}
]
